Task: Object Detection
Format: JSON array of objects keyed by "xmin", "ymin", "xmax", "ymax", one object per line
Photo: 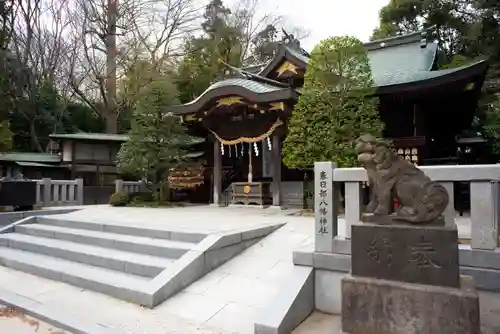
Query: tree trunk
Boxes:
[
  {"xmin": 106, "ymin": 0, "xmax": 118, "ymax": 134},
  {"xmin": 105, "ymin": 111, "xmax": 118, "ymax": 134},
  {"xmin": 29, "ymin": 121, "xmax": 43, "ymax": 152}
]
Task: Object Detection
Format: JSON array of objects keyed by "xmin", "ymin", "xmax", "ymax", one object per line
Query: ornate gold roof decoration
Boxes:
[
  {"xmin": 276, "ymin": 61, "xmax": 298, "ymax": 77},
  {"xmin": 216, "ymin": 96, "xmax": 243, "ymax": 107},
  {"xmin": 183, "ymin": 114, "xmax": 197, "ymax": 122},
  {"xmin": 269, "ymin": 102, "xmax": 285, "ymax": 111},
  {"xmin": 464, "ymin": 82, "xmax": 475, "ymax": 91}
]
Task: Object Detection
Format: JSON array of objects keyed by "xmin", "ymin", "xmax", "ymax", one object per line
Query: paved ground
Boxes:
[
  {"xmin": 48, "ymin": 204, "xmax": 473, "ymax": 239},
  {"xmin": 0, "ymin": 304, "xmax": 69, "ymax": 334},
  {"xmin": 292, "ymin": 312, "xmax": 343, "ymax": 333},
  {"xmin": 0, "ymin": 205, "xmax": 479, "ymax": 333},
  {"xmin": 0, "ymin": 206, "xmax": 314, "ymax": 334}
]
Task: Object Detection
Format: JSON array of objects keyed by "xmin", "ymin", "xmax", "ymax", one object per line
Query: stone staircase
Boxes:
[{"xmin": 0, "ymin": 216, "xmax": 206, "ymax": 305}]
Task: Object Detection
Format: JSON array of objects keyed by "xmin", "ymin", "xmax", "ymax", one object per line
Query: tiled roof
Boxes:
[
  {"xmin": 284, "ymin": 45, "xmax": 310, "ymax": 64},
  {"xmin": 183, "ymin": 78, "xmax": 289, "ymax": 106},
  {"xmin": 368, "ymin": 39, "xmax": 438, "ymax": 86},
  {"xmin": 210, "ymin": 78, "xmax": 284, "ymax": 93},
  {"xmin": 373, "ymin": 59, "xmax": 485, "ymax": 87},
  {"xmin": 50, "ymin": 133, "xmax": 128, "ymax": 142},
  {"xmin": 0, "ymin": 152, "xmax": 60, "ymax": 163}
]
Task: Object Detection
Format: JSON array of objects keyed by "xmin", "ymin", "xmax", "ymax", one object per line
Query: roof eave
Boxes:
[
  {"xmin": 49, "ymin": 134, "xmax": 128, "ymax": 142},
  {"xmin": 170, "ymin": 85, "xmax": 299, "ymax": 115},
  {"xmin": 374, "ymin": 60, "xmax": 489, "ymax": 95}
]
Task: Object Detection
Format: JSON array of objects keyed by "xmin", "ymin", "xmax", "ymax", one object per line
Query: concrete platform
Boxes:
[{"xmin": 0, "ymin": 206, "xmax": 285, "ymax": 308}]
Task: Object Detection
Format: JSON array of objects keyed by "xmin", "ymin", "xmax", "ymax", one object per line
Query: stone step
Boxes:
[
  {"xmin": 37, "ymin": 216, "xmax": 207, "ymax": 243},
  {"xmin": 0, "ymin": 246, "xmax": 149, "ymax": 304},
  {"xmin": 0, "ymin": 233, "xmax": 172, "ymax": 278},
  {"xmin": 15, "ymin": 224, "xmax": 194, "ymax": 259}
]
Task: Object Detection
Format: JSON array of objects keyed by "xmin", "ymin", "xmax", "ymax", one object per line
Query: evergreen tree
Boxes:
[
  {"xmin": 282, "ymin": 36, "xmax": 383, "ymax": 168},
  {"xmin": 117, "ymin": 75, "xmax": 194, "ymax": 201}
]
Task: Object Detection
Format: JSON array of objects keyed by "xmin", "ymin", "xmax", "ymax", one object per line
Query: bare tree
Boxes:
[
  {"xmin": 66, "ymin": 0, "xmax": 142, "ymax": 134},
  {"xmin": 229, "ymin": 0, "xmax": 281, "ymax": 65},
  {"xmin": 129, "ymin": 0, "xmax": 202, "ymax": 68},
  {"xmin": 229, "ymin": 0, "xmax": 309, "ymax": 66},
  {"xmin": 10, "ymin": 0, "xmax": 73, "ymax": 151}
]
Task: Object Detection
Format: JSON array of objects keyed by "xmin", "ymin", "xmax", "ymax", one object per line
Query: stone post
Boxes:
[
  {"xmin": 440, "ymin": 181, "xmax": 455, "ymax": 228},
  {"xmin": 35, "ymin": 181, "xmax": 41, "ymax": 206},
  {"xmin": 42, "ymin": 178, "xmax": 51, "ymax": 207},
  {"xmin": 115, "ymin": 179, "xmax": 123, "ymax": 193},
  {"xmin": 314, "ymin": 161, "xmax": 337, "ymax": 253},
  {"xmin": 76, "ymin": 178, "xmax": 84, "ymax": 205},
  {"xmin": 344, "ymin": 182, "xmax": 361, "ymax": 239},
  {"xmin": 471, "ymin": 181, "xmax": 498, "ymax": 250}
]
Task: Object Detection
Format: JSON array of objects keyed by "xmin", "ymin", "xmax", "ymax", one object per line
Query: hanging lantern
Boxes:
[{"xmin": 253, "ymin": 142, "xmax": 259, "ymax": 156}]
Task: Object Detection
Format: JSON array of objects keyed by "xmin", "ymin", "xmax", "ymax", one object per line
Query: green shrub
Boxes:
[
  {"xmin": 109, "ymin": 192, "xmax": 129, "ymax": 206},
  {"xmin": 127, "ymin": 191, "xmax": 154, "ymax": 203}
]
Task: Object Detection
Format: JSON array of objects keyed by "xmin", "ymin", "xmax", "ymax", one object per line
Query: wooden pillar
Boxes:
[
  {"xmin": 271, "ymin": 134, "xmax": 281, "ymax": 207},
  {"xmin": 213, "ymin": 140, "xmax": 222, "ymax": 205}
]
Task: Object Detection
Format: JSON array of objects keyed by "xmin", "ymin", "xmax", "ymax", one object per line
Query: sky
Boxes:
[{"xmin": 256, "ymin": 0, "xmax": 391, "ymax": 50}]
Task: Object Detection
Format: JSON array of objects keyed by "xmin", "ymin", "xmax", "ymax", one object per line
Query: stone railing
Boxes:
[
  {"xmin": 36, "ymin": 178, "xmax": 84, "ymax": 207},
  {"xmin": 114, "ymin": 179, "xmax": 145, "ymax": 194},
  {"xmin": 314, "ymin": 162, "xmax": 500, "ymax": 251}
]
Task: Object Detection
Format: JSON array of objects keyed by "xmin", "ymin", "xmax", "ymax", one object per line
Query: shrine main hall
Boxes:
[{"xmin": 169, "ymin": 29, "xmax": 489, "ymax": 208}]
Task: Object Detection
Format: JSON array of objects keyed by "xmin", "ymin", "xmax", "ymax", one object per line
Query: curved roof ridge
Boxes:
[{"xmin": 364, "ymin": 26, "xmax": 436, "ymax": 51}]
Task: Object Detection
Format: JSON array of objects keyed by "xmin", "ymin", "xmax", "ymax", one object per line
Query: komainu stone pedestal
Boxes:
[
  {"xmin": 341, "ymin": 220, "xmax": 480, "ymax": 334},
  {"xmin": 351, "ymin": 220, "xmax": 460, "ymax": 287},
  {"xmin": 342, "ymin": 275, "xmax": 480, "ymax": 334}
]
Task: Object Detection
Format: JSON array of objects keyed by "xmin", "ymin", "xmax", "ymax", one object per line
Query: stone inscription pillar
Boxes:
[{"xmin": 314, "ymin": 161, "xmax": 338, "ymax": 252}]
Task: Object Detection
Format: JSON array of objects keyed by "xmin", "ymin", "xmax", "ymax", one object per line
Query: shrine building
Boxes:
[{"xmin": 169, "ymin": 28, "xmax": 489, "ymax": 208}]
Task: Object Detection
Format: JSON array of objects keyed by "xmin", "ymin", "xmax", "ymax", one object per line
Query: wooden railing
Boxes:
[
  {"xmin": 36, "ymin": 178, "xmax": 84, "ymax": 207},
  {"xmin": 314, "ymin": 162, "xmax": 500, "ymax": 252}
]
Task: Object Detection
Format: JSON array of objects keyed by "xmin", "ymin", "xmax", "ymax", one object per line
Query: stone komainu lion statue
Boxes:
[{"xmin": 355, "ymin": 134, "xmax": 449, "ymax": 223}]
